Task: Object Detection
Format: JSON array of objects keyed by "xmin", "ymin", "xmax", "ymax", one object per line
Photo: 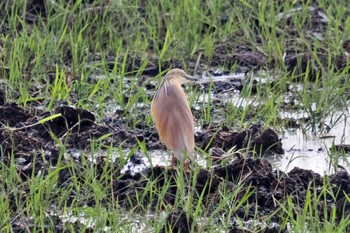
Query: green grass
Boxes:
[{"xmin": 1, "ymin": 0, "xmax": 350, "ymax": 232}]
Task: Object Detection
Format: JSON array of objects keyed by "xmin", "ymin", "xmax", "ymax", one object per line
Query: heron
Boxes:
[{"xmin": 151, "ymin": 68, "xmax": 197, "ymax": 171}]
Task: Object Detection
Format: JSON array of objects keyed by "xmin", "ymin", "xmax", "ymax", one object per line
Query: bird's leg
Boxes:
[
  {"xmin": 171, "ymin": 154, "xmax": 176, "ymax": 169},
  {"xmin": 184, "ymin": 160, "xmax": 190, "ymax": 173}
]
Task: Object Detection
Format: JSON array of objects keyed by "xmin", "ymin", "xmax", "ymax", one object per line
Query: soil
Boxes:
[
  {"xmin": 1, "ymin": 1, "xmax": 350, "ymax": 232},
  {"xmin": 1, "ymin": 99, "xmax": 349, "ymax": 232}
]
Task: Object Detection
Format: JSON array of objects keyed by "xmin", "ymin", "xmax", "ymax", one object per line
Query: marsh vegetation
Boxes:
[{"xmin": 0, "ymin": 0, "xmax": 350, "ymax": 232}]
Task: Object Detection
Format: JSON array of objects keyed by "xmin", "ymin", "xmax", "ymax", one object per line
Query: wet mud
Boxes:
[
  {"xmin": 196, "ymin": 124, "xmax": 284, "ymax": 156},
  {"xmin": 1, "ymin": 0, "xmax": 350, "ymax": 232},
  {"xmin": 1, "ymin": 100, "xmax": 350, "ymax": 231}
]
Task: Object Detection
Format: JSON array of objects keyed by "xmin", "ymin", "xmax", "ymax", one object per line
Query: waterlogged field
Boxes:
[{"xmin": 0, "ymin": 0, "xmax": 350, "ymax": 232}]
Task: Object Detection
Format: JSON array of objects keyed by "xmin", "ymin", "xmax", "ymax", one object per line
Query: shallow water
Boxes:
[
  {"xmin": 120, "ymin": 108, "xmax": 349, "ymax": 175},
  {"xmin": 59, "ymin": 209, "xmax": 153, "ymax": 232},
  {"xmin": 193, "ymin": 72, "xmax": 350, "ymax": 175},
  {"xmin": 270, "ymin": 107, "xmax": 350, "ymax": 175}
]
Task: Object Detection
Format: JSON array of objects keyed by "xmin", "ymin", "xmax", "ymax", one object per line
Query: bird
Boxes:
[{"xmin": 151, "ymin": 68, "xmax": 197, "ymax": 171}]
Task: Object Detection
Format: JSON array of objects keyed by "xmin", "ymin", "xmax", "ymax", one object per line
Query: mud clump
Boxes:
[
  {"xmin": 115, "ymin": 166, "xmax": 220, "ymax": 210},
  {"xmin": 54, "ymin": 105, "xmax": 95, "ymax": 128},
  {"xmin": 0, "ymin": 88, "xmax": 5, "ymax": 105},
  {"xmin": 0, "ymin": 102, "xmax": 148, "ymax": 157},
  {"xmin": 196, "ymin": 124, "xmax": 284, "ymax": 156},
  {"xmin": 161, "ymin": 211, "xmax": 197, "ymax": 233},
  {"xmin": 0, "ymin": 103, "xmax": 32, "ymax": 127},
  {"xmin": 326, "ymin": 168, "xmax": 350, "ymax": 220},
  {"xmin": 114, "ymin": 157, "xmax": 350, "ymax": 231}
]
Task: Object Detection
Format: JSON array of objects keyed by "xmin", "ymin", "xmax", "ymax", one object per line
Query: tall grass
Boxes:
[{"xmin": 0, "ymin": 0, "xmax": 350, "ymax": 232}]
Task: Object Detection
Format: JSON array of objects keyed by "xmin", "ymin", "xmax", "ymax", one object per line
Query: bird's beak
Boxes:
[{"xmin": 184, "ymin": 74, "xmax": 198, "ymax": 82}]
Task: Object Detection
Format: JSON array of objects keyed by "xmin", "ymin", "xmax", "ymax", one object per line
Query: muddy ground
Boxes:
[
  {"xmin": 1, "ymin": 86, "xmax": 350, "ymax": 232},
  {"xmin": 1, "ymin": 0, "xmax": 350, "ymax": 232},
  {"xmin": 0, "ymin": 98, "xmax": 350, "ymax": 232}
]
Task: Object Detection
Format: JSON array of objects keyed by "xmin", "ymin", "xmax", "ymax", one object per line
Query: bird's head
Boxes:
[{"xmin": 164, "ymin": 68, "xmax": 198, "ymax": 85}]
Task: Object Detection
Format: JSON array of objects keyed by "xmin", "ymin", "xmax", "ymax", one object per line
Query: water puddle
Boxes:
[
  {"xmin": 193, "ymin": 71, "xmax": 350, "ymax": 175},
  {"xmin": 58, "ymin": 208, "xmax": 156, "ymax": 232},
  {"xmin": 270, "ymin": 107, "xmax": 350, "ymax": 175}
]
